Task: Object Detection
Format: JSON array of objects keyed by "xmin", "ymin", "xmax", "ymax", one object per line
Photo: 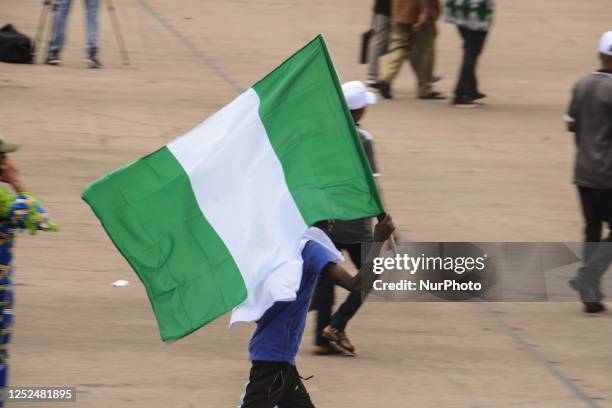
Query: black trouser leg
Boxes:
[
  {"xmin": 578, "ymin": 186, "xmax": 604, "ymax": 243},
  {"xmin": 454, "ymin": 26, "xmax": 488, "ymax": 98},
  {"xmin": 330, "ymin": 243, "xmax": 364, "ymax": 332},
  {"xmin": 277, "ymin": 368, "xmax": 315, "ymax": 408},
  {"xmin": 241, "ymin": 362, "xmax": 315, "ymax": 408},
  {"xmin": 312, "ymin": 275, "xmax": 334, "ymax": 346},
  {"xmin": 575, "ymin": 187, "xmax": 612, "ymax": 301}
]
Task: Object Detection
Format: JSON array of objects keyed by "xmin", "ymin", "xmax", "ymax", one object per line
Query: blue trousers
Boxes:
[{"xmin": 49, "ymin": 0, "xmax": 100, "ymax": 55}]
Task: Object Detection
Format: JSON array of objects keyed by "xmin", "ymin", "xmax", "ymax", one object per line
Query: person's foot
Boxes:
[
  {"xmin": 377, "ymin": 81, "xmax": 392, "ymax": 99},
  {"xmin": 431, "ymin": 75, "xmax": 442, "ymax": 83},
  {"xmin": 365, "ymin": 79, "xmax": 380, "ymax": 89},
  {"xmin": 312, "ymin": 344, "xmax": 346, "ymax": 356},
  {"xmin": 322, "ymin": 325, "xmax": 356, "ymax": 355},
  {"xmin": 471, "ymin": 92, "xmax": 487, "ymax": 100},
  {"xmin": 85, "ymin": 54, "xmax": 103, "ymax": 69},
  {"xmin": 419, "ymin": 91, "xmax": 446, "ymax": 100},
  {"xmin": 569, "ymin": 277, "xmax": 605, "ymax": 313},
  {"xmin": 46, "ymin": 51, "xmax": 60, "ymax": 65},
  {"xmin": 583, "ymin": 302, "xmax": 607, "ymax": 314},
  {"xmin": 452, "ymin": 96, "xmax": 480, "ymax": 108}
]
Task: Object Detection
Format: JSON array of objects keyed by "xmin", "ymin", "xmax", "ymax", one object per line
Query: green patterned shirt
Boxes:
[{"xmin": 445, "ymin": 0, "xmax": 494, "ymax": 31}]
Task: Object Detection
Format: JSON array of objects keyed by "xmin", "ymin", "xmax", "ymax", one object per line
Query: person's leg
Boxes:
[
  {"xmin": 240, "ymin": 362, "xmax": 292, "ymax": 408},
  {"xmin": 578, "ymin": 186, "xmax": 602, "ymax": 244},
  {"xmin": 454, "ymin": 26, "xmax": 488, "ymax": 98},
  {"xmin": 600, "ymin": 188, "xmax": 612, "ymax": 242},
  {"xmin": 367, "ymin": 14, "xmax": 391, "ymax": 82},
  {"xmin": 329, "ymin": 243, "xmax": 364, "ymax": 332},
  {"xmin": 312, "ymin": 276, "xmax": 334, "ymax": 348},
  {"xmin": 0, "ymin": 279, "xmax": 13, "ymax": 407},
  {"xmin": 379, "ymin": 22, "xmax": 411, "ymax": 87},
  {"xmin": 84, "ymin": 0, "xmax": 100, "ymax": 57},
  {"xmin": 470, "ymin": 29, "xmax": 488, "ymax": 96},
  {"xmin": 571, "ymin": 187, "xmax": 608, "ymax": 311},
  {"xmin": 277, "ymin": 366, "xmax": 315, "ymax": 408},
  {"xmin": 48, "ymin": 0, "xmax": 73, "ymax": 54},
  {"xmin": 589, "ymin": 188, "xmax": 612, "ymax": 287},
  {"xmin": 409, "ymin": 21, "xmax": 438, "ymax": 97}
]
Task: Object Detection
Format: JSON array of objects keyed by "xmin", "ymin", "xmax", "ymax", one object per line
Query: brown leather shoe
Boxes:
[{"xmin": 322, "ymin": 326, "xmax": 356, "ymax": 355}]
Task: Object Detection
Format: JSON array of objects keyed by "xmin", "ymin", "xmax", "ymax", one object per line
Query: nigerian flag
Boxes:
[{"xmin": 82, "ymin": 35, "xmax": 383, "ymax": 341}]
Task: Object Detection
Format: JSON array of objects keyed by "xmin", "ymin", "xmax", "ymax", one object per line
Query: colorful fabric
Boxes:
[
  {"xmin": 0, "ymin": 188, "xmax": 57, "ymax": 406},
  {"xmin": 82, "ymin": 35, "xmax": 383, "ymax": 342},
  {"xmin": 445, "ymin": 0, "xmax": 494, "ymax": 31}
]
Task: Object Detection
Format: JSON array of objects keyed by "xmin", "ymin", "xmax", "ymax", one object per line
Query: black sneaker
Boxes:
[
  {"xmin": 569, "ymin": 277, "xmax": 606, "ymax": 313},
  {"xmin": 46, "ymin": 51, "xmax": 61, "ymax": 65},
  {"xmin": 85, "ymin": 55, "xmax": 103, "ymax": 69},
  {"xmin": 584, "ymin": 302, "xmax": 607, "ymax": 314},
  {"xmin": 377, "ymin": 80, "xmax": 393, "ymax": 99},
  {"xmin": 470, "ymin": 92, "xmax": 487, "ymax": 100},
  {"xmin": 452, "ymin": 96, "xmax": 479, "ymax": 108}
]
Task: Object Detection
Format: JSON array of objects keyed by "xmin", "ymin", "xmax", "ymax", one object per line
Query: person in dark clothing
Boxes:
[
  {"xmin": 566, "ymin": 31, "xmax": 612, "ymax": 314},
  {"xmin": 311, "ymin": 81, "xmax": 391, "ymax": 356},
  {"xmin": 445, "ymin": 0, "xmax": 494, "ymax": 107}
]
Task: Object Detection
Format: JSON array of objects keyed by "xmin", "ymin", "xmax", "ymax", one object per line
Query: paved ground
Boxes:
[{"xmin": 1, "ymin": 0, "xmax": 611, "ymax": 406}]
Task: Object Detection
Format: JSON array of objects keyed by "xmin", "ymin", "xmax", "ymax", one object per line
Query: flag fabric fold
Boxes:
[{"xmin": 82, "ymin": 35, "xmax": 383, "ymax": 341}]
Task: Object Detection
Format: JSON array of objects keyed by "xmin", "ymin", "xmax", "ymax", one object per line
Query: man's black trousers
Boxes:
[
  {"xmin": 454, "ymin": 25, "xmax": 488, "ymax": 98},
  {"xmin": 312, "ymin": 242, "xmax": 363, "ymax": 347},
  {"xmin": 240, "ymin": 361, "xmax": 315, "ymax": 408},
  {"xmin": 578, "ymin": 186, "xmax": 612, "ymax": 243}
]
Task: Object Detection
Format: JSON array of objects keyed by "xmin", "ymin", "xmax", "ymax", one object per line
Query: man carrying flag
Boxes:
[{"xmin": 82, "ymin": 35, "xmax": 389, "ymax": 404}]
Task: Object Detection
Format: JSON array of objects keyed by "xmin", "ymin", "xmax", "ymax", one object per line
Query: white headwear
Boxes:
[
  {"xmin": 598, "ymin": 31, "xmax": 612, "ymax": 56},
  {"xmin": 342, "ymin": 81, "xmax": 377, "ymax": 110}
]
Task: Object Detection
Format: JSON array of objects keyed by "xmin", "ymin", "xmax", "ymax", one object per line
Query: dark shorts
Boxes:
[{"xmin": 240, "ymin": 361, "xmax": 315, "ymax": 408}]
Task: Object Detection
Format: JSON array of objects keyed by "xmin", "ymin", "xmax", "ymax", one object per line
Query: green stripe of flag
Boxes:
[
  {"xmin": 82, "ymin": 147, "xmax": 246, "ymax": 340},
  {"xmin": 82, "ymin": 35, "xmax": 382, "ymax": 342},
  {"xmin": 254, "ymin": 35, "xmax": 383, "ymax": 225}
]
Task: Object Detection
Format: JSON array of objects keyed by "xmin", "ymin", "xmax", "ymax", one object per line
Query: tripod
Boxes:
[{"xmin": 33, "ymin": 0, "xmax": 130, "ymax": 65}]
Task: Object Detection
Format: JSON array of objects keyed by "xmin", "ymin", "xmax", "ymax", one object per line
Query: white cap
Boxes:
[
  {"xmin": 342, "ymin": 81, "xmax": 377, "ymax": 110},
  {"xmin": 599, "ymin": 31, "xmax": 612, "ymax": 56}
]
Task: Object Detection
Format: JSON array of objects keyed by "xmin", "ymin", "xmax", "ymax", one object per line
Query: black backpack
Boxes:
[{"xmin": 0, "ymin": 24, "xmax": 33, "ymax": 64}]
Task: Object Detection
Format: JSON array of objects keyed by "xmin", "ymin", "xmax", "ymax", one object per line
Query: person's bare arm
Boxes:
[
  {"xmin": 323, "ymin": 214, "xmax": 395, "ymax": 292},
  {"xmin": 375, "ymin": 179, "xmax": 402, "ymax": 243}
]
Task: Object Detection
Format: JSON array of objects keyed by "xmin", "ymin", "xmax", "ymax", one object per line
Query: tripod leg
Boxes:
[
  {"xmin": 104, "ymin": 0, "xmax": 130, "ymax": 65},
  {"xmin": 33, "ymin": 0, "xmax": 53, "ymax": 62}
]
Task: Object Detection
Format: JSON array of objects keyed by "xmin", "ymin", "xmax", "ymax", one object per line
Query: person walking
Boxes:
[
  {"xmin": 366, "ymin": 0, "xmax": 392, "ymax": 88},
  {"xmin": 46, "ymin": 0, "xmax": 103, "ymax": 68},
  {"xmin": 0, "ymin": 137, "xmax": 57, "ymax": 406},
  {"xmin": 566, "ymin": 31, "xmax": 612, "ymax": 314},
  {"xmin": 311, "ymin": 81, "xmax": 395, "ymax": 356},
  {"xmin": 377, "ymin": 0, "xmax": 444, "ymax": 100},
  {"xmin": 445, "ymin": 0, "xmax": 494, "ymax": 107},
  {"xmin": 238, "ymin": 218, "xmax": 394, "ymax": 407}
]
